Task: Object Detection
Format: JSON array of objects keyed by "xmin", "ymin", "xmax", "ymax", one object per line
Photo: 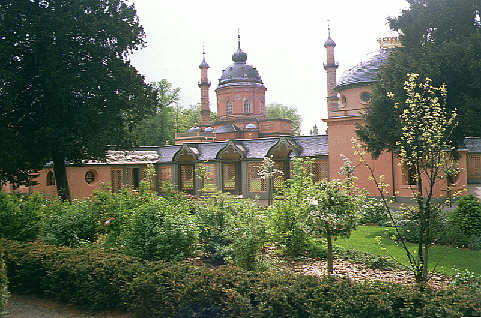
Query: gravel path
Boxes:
[{"xmin": 6, "ymin": 294, "xmax": 133, "ymax": 318}]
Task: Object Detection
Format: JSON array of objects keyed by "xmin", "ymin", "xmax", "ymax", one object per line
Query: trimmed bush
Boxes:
[
  {"xmin": 3, "ymin": 239, "xmax": 481, "ymax": 317},
  {"xmin": 448, "ymin": 194, "xmax": 481, "ymax": 248},
  {"xmin": 0, "ymin": 250, "xmax": 8, "ymax": 318}
]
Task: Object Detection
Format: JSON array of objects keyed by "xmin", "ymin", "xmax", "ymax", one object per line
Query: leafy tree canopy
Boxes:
[
  {"xmin": 131, "ymin": 80, "xmax": 180, "ymax": 146},
  {"xmin": 0, "ymin": 0, "xmax": 157, "ymax": 200},
  {"xmin": 265, "ymin": 103, "xmax": 302, "ymax": 134},
  {"xmin": 357, "ymin": 0, "xmax": 481, "ymax": 157}
]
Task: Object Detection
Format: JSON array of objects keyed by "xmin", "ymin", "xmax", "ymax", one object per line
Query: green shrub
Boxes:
[
  {"xmin": 0, "ymin": 250, "xmax": 8, "ymax": 318},
  {"xmin": 0, "ymin": 192, "xmax": 44, "ymax": 241},
  {"xmin": 195, "ymin": 193, "xmax": 267, "ymax": 270},
  {"xmin": 41, "ymin": 200, "xmax": 99, "ymax": 247},
  {"xmin": 3, "ymin": 239, "xmax": 481, "ymax": 317},
  {"xmin": 121, "ymin": 197, "xmax": 197, "ymax": 261},
  {"xmin": 359, "ymin": 198, "xmax": 389, "ymax": 225},
  {"xmin": 448, "ymin": 194, "xmax": 481, "ymax": 248}
]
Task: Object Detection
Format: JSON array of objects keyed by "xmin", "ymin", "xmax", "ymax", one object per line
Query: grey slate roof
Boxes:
[
  {"xmin": 197, "ymin": 143, "xmax": 226, "ymax": 161},
  {"xmin": 464, "ymin": 137, "xmax": 481, "ymax": 153},
  {"xmin": 242, "ymin": 138, "xmax": 279, "ymax": 158},
  {"xmin": 294, "ymin": 135, "xmax": 328, "ymax": 157},
  {"xmin": 337, "ymin": 49, "xmax": 391, "ymax": 89},
  {"xmin": 157, "ymin": 145, "xmax": 181, "ymax": 163},
  {"xmin": 151, "ymin": 135, "xmax": 329, "ymax": 163}
]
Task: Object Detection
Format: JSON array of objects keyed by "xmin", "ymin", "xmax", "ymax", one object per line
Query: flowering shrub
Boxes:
[{"xmin": 359, "ymin": 198, "xmax": 388, "ymax": 225}]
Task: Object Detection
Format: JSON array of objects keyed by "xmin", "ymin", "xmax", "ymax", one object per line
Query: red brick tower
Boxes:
[
  {"xmin": 323, "ymin": 26, "xmax": 339, "ymax": 114},
  {"xmin": 198, "ymin": 47, "xmax": 211, "ymax": 126}
]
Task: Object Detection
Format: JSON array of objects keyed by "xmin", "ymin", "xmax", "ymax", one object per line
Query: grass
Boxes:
[{"xmin": 335, "ymin": 225, "xmax": 481, "ymax": 276}]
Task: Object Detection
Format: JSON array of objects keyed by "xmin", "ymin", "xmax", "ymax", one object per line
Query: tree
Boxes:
[
  {"xmin": 131, "ymin": 80, "xmax": 180, "ymax": 146},
  {"xmin": 307, "ymin": 179, "xmax": 358, "ymax": 275},
  {"xmin": 356, "ymin": 74, "xmax": 458, "ymax": 285},
  {"xmin": 0, "ymin": 0, "xmax": 156, "ymax": 200},
  {"xmin": 357, "ymin": 0, "xmax": 481, "ymax": 156},
  {"xmin": 175, "ymin": 104, "xmax": 217, "ymax": 133},
  {"xmin": 265, "ymin": 103, "xmax": 302, "ymax": 135}
]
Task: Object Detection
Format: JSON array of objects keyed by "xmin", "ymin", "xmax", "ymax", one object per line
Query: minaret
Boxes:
[
  {"xmin": 198, "ymin": 46, "xmax": 211, "ymax": 126},
  {"xmin": 323, "ymin": 25, "xmax": 339, "ymax": 115}
]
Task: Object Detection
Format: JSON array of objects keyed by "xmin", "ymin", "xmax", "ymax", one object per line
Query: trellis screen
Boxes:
[
  {"xmin": 248, "ymin": 162, "xmax": 266, "ymax": 192},
  {"xmin": 110, "ymin": 169, "xmax": 123, "ymax": 193}
]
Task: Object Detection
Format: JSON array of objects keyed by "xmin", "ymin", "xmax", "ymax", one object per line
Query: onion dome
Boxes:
[
  {"xmin": 337, "ymin": 49, "xmax": 391, "ymax": 89},
  {"xmin": 324, "ymin": 26, "xmax": 336, "ymax": 47},
  {"xmin": 199, "ymin": 55, "xmax": 209, "ymax": 69},
  {"xmin": 199, "ymin": 46, "xmax": 209, "ymax": 69},
  {"xmin": 218, "ymin": 33, "xmax": 264, "ymax": 89}
]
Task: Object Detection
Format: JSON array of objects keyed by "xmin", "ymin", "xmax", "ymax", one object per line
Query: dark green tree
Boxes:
[
  {"xmin": 357, "ymin": 0, "xmax": 481, "ymax": 157},
  {"xmin": 175, "ymin": 104, "xmax": 217, "ymax": 134},
  {"xmin": 0, "ymin": 0, "xmax": 156, "ymax": 200},
  {"xmin": 265, "ymin": 103, "xmax": 302, "ymax": 135},
  {"xmin": 131, "ymin": 80, "xmax": 180, "ymax": 146}
]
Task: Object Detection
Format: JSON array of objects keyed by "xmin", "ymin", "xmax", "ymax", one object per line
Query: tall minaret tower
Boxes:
[
  {"xmin": 323, "ymin": 25, "xmax": 339, "ymax": 115},
  {"xmin": 198, "ymin": 46, "xmax": 211, "ymax": 126}
]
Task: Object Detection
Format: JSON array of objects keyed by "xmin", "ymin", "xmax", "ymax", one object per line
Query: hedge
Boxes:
[
  {"xmin": 0, "ymin": 250, "xmax": 8, "ymax": 318},
  {"xmin": 2, "ymin": 239, "xmax": 481, "ymax": 317}
]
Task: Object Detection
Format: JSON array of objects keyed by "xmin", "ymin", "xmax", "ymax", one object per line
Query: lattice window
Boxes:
[
  {"xmin": 468, "ymin": 154, "xmax": 481, "ymax": 179},
  {"xmin": 199, "ymin": 163, "xmax": 217, "ymax": 192},
  {"xmin": 273, "ymin": 161, "xmax": 286, "ymax": 189},
  {"xmin": 180, "ymin": 165, "xmax": 194, "ymax": 192},
  {"xmin": 111, "ymin": 169, "xmax": 123, "ymax": 193},
  {"xmin": 158, "ymin": 165, "xmax": 173, "ymax": 190},
  {"xmin": 46, "ymin": 170, "xmax": 55, "ymax": 186},
  {"xmin": 248, "ymin": 161, "xmax": 266, "ymax": 192},
  {"xmin": 223, "ymin": 163, "xmax": 237, "ymax": 191},
  {"xmin": 311, "ymin": 159, "xmax": 328, "ymax": 183}
]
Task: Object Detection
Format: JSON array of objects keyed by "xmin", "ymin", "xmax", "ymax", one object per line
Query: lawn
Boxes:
[{"xmin": 335, "ymin": 225, "xmax": 481, "ymax": 276}]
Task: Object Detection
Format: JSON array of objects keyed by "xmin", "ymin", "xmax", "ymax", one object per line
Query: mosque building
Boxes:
[{"xmin": 4, "ymin": 30, "xmax": 481, "ymax": 201}]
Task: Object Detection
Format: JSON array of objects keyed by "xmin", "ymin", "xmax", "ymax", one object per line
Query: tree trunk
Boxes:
[
  {"xmin": 53, "ymin": 153, "xmax": 71, "ymax": 202},
  {"xmin": 423, "ymin": 244, "xmax": 429, "ymax": 281},
  {"xmin": 327, "ymin": 234, "xmax": 333, "ymax": 275}
]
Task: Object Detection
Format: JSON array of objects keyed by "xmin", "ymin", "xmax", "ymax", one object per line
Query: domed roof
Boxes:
[
  {"xmin": 245, "ymin": 123, "xmax": 257, "ymax": 129},
  {"xmin": 188, "ymin": 127, "xmax": 201, "ymax": 133},
  {"xmin": 337, "ymin": 49, "xmax": 392, "ymax": 89},
  {"xmin": 217, "ymin": 36, "xmax": 264, "ymax": 89}
]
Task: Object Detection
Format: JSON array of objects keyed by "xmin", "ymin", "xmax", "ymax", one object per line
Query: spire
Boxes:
[
  {"xmin": 324, "ymin": 22, "xmax": 336, "ymax": 48},
  {"xmin": 237, "ymin": 28, "xmax": 241, "ymax": 49},
  {"xmin": 232, "ymin": 29, "xmax": 247, "ymax": 63},
  {"xmin": 199, "ymin": 43, "xmax": 209, "ymax": 69}
]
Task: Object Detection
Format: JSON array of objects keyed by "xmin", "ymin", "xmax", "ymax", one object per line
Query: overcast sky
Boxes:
[{"xmin": 129, "ymin": 0, "xmax": 409, "ymax": 134}]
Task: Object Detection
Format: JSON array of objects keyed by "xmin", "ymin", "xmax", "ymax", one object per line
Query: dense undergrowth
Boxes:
[{"xmin": 3, "ymin": 239, "xmax": 481, "ymax": 318}]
